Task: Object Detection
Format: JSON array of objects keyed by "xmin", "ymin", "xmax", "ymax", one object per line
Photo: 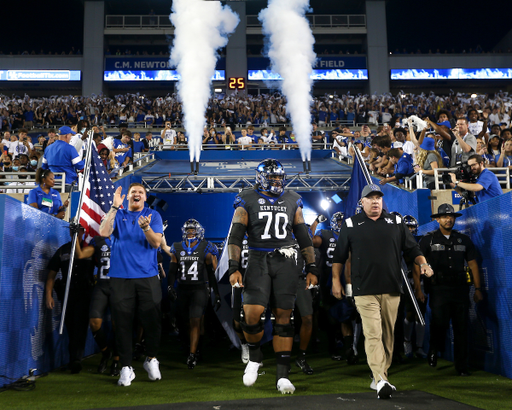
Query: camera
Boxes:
[{"xmin": 442, "ymin": 162, "xmax": 476, "ymax": 185}]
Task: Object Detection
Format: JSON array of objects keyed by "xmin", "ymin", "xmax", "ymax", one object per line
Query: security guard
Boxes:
[{"xmin": 419, "ymin": 203, "xmax": 483, "ymax": 376}]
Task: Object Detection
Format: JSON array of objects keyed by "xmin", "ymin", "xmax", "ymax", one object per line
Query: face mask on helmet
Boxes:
[
  {"xmin": 330, "ymin": 212, "xmax": 344, "ymax": 233},
  {"xmin": 403, "ymin": 215, "xmax": 419, "ymax": 235},
  {"xmin": 181, "ymin": 219, "xmax": 205, "ymax": 244},
  {"xmin": 256, "ymin": 159, "xmax": 286, "ymax": 195}
]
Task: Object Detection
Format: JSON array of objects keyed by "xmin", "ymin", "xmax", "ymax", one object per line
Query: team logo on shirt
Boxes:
[
  {"xmin": 385, "ymin": 218, "xmax": 394, "ymax": 224},
  {"xmin": 330, "ymin": 238, "xmax": 335, "ymax": 242},
  {"xmin": 101, "ymin": 245, "xmax": 108, "ymax": 252},
  {"xmin": 180, "ymin": 251, "xmax": 186, "ymax": 256},
  {"xmin": 242, "ymin": 239, "xmax": 248, "ymax": 245},
  {"xmin": 258, "ymin": 198, "xmax": 266, "ymax": 204},
  {"xmin": 457, "ymin": 238, "xmax": 462, "ymax": 243}
]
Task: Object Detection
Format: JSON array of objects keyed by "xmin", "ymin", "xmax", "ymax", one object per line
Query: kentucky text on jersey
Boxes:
[{"xmin": 259, "ymin": 205, "xmax": 287, "ymax": 212}]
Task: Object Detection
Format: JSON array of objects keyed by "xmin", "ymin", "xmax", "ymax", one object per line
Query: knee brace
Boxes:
[
  {"xmin": 241, "ymin": 320, "xmax": 264, "ymax": 335},
  {"xmin": 273, "ymin": 323, "xmax": 294, "ymax": 338}
]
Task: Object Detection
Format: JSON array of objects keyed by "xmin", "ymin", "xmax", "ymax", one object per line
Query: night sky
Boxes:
[{"xmin": 0, "ymin": 0, "xmax": 510, "ymax": 54}]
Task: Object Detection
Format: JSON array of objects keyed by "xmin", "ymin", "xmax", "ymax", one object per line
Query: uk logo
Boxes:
[
  {"xmin": 258, "ymin": 198, "xmax": 266, "ymax": 204},
  {"xmin": 180, "ymin": 251, "xmax": 185, "ymax": 256},
  {"xmin": 385, "ymin": 218, "xmax": 394, "ymax": 224}
]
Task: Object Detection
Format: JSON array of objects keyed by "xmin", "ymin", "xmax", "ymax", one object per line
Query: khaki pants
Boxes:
[{"xmin": 354, "ymin": 293, "xmax": 400, "ymax": 383}]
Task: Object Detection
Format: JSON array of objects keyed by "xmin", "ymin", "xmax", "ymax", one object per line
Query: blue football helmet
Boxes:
[
  {"xmin": 256, "ymin": 159, "xmax": 286, "ymax": 195},
  {"xmin": 182, "ymin": 219, "xmax": 205, "ymax": 243},
  {"xmin": 330, "ymin": 212, "xmax": 344, "ymax": 233},
  {"xmin": 355, "ymin": 199, "xmax": 363, "ymax": 214},
  {"xmin": 403, "ymin": 215, "xmax": 419, "ymax": 235}
]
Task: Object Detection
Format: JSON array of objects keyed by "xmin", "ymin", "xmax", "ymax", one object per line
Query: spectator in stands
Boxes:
[
  {"xmin": 415, "ymin": 137, "xmax": 443, "ymax": 189},
  {"xmin": 161, "ymin": 121, "xmax": 176, "ymax": 147},
  {"xmin": 144, "ymin": 110, "xmax": 155, "ymax": 127},
  {"xmin": 379, "ymin": 147, "xmax": 414, "ymax": 186},
  {"xmin": 311, "ymin": 123, "xmax": 325, "ymax": 146},
  {"xmin": 237, "ymin": 129, "xmax": 253, "ymax": 150},
  {"xmin": 97, "ymin": 145, "xmax": 116, "ymax": 172},
  {"xmin": 448, "ymin": 154, "xmax": 503, "ymax": 203},
  {"xmin": 113, "ymin": 132, "xmax": 132, "ymax": 169},
  {"xmin": 451, "ymin": 118, "xmax": 477, "ymax": 167},
  {"xmin": 9, "ymin": 129, "xmax": 32, "ymax": 159},
  {"xmin": 467, "ymin": 109, "xmax": 487, "ymax": 137},
  {"xmin": 42, "ymin": 126, "xmax": 84, "ymax": 190},
  {"xmin": 496, "ymin": 140, "xmax": 512, "ymax": 168},
  {"xmin": 176, "ymin": 131, "xmax": 187, "ymax": 146},
  {"xmin": 42, "ymin": 130, "xmax": 57, "ymax": 151},
  {"xmin": 28, "ymin": 168, "xmax": 68, "ymax": 219},
  {"xmin": 486, "ymin": 135, "xmax": 502, "ymax": 167},
  {"xmin": 332, "ymin": 134, "xmax": 348, "ymax": 157},
  {"xmin": 220, "ymin": 126, "xmax": 235, "ymax": 147},
  {"xmin": 132, "ymin": 132, "xmax": 145, "ymax": 154},
  {"xmin": 143, "ymin": 131, "xmax": 161, "ymax": 151}
]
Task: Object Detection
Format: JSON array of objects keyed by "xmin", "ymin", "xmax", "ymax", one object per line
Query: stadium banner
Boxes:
[
  {"xmin": 105, "ymin": 56, "xmax": 227, "ymax": 71},
  {"xmin": 0, "ymin": 196, "xmax": 96, "ymax": 385},
  {"xmin": 0, "ymin": 70, "xmax": 81, "ymax": 81},
  {"xmin": 391, "ymin": 68, "xmax": 512, "ymax": 80},
  {"xmin": 247, "ymin": 56, "xmax": 367, "ymax": 70},
  {"xmin": 248, "ymin": 69, "xmax": 368, "ymax": 81}
]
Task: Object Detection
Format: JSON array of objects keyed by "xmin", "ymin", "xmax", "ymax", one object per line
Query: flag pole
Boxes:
[
  {"xmin": 59, "ymin": 129, "xmax": 96, "ymax": 335},
  {"xmin": 353, "ymin": 146, "xmax": 425, "ymax": 326}
]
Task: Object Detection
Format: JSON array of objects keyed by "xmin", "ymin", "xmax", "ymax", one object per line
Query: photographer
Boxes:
[
  {"xmin": 448, "ymin": 154, "xmax": 503, "ymax": 203},
  {"xmin": 450, "ymin": 118, "xmax": 477, "ymax": 167}
]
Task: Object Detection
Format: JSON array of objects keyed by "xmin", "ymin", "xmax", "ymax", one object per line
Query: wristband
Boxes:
[
  {"xmin": 420, "ymin": 263, "xmax": 430, "ymax": 268},
  {"xmin": 306, "ymin": 263, "xmax": 318, "ymax": 277},
  {"xmin": 345, "ymin": 283, "xmax": 353, "ymax": 298},
  {"xmin": 143, "ymin": 227, "xmax": 150, "ymax": 232},
  {"xmin": 228, "ymin": 259, "xmax": 240, "ymax": 276},
  {"xmin": 112, "ymin": 205, "xmax": 119, "ymax": 210}
]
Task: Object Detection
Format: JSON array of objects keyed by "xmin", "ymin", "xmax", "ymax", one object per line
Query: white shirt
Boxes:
[
  {"xmin": 333, "ymin": 137, "xmax": 348, "ymax": 157},
  {"xmin": 161, "ymin": 128, "xmax": 177, "ymax": 145},
  {"xmin": 402, "ymin": 141, "xmax": 415, "ymax": 156},
  {"xmin": 238, "ymin": 136, "xmax": 253, "ymax": 147}
]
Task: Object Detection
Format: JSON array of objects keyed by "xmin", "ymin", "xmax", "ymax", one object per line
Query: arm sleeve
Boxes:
[
  {"xmin": 332, "ymin": 222, "xmax": 350, "ymax": 264},
  {"xmin": 70, "ymin": 147, "xmax": 85, "ymax": 170}
]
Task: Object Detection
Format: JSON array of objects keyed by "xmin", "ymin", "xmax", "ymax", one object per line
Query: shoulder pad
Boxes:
[{"xmin": 233, "ymin": 194, "xmax": 245, "ymax": 209}]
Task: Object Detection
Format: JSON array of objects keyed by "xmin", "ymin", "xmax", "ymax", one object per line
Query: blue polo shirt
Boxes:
[
  {"xmin": 132, "ymin": 140, "xmax": 145, "ymax": 153},
  {"xmin": 475, "ymin": 168, "xmax": 503, "ymax": 203},
  {"xmin": 113, "ymin": 139, "xmax": 132, "ymax": 165},
  {"xmin": 27, "ymin": 185, "xmax": 63, "ymax": 216},
  {"xmin": 41, "ymin": 140, "xmax": 85, "ymax": 184},
  {"xmin": 109, "ymin": 207, "xmax": 163, "ymax": 279}
]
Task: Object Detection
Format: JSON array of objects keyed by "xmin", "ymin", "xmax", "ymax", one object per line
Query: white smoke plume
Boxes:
[
  {"xmin": 259, "ymin": 0, "xmax": 316, "ymax": 162},
  {"xmin": 170, "ymin": 0, "xmax": 239, "ymax": 163}
]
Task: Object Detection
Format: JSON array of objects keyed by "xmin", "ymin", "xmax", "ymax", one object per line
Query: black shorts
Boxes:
[
  {"xmin": 177, "ymin": 285, "xmax": 208, "ymax": 319},
  {"xmin": 295, "ymin": 277, "xmax": 314, "ymax": 317},
  {"xmin": 89, "ymin": 279, "xmax": 111, "ymax": 319},
  {"xmin": 243, "ymin": 249, "xmax": 301, "ymax": 310},
  {"xmin": 232, "ymin": 287, "xmax": 243, "ymax": 323}
]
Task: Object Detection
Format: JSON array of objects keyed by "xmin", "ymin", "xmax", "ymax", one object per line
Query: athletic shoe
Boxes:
[
  {"xmin": 187, "ymin": 353, "xmax": 197, "ymax": 369},
  {"xmin": 376, "ymin": 380, "xmax": 396, "ymax": 399},
  {"xmin": 118, "ymin": 366, "xmax": 135, "ymax": 386},
  {"xmin": 404, "ymin": 341, "xmax": 413, "ymax": 358},
  {"xmin": 296, "ymin": 357, "xmax": 314, "ymax": 375},
  {"xmin": 276, "ymin": 378, "xmax": 295, "ymax": 394},
  {"xmin": 143, "ymin": 357, "xmax": 161, "ymax": 381},
  {"xmin": 241, "ymin": 343, "xmax": 250, "ymax": 364},
  {"xmin": 98, "ymin": 350, "xmax": 111, "ymax": 374},
  {"xmin": 110, "ymin": 360, "xmax": 120, "ymax": 377},
  {"xmin": 243, "ymin": 361, "xmax": 261, "ymax": 387},
  {"xmin": 415, "ymin": 347, "xmax": 427, "ymax": 359},
  {"xmin": 370, "ymin": 377, "xmax": 377, "ymax": 391}
]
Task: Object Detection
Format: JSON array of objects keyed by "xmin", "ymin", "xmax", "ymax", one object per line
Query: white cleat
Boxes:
[
  {"xmin": 277, "ymin": 378, "xmax": 295, "ymax": 394},
  {"xmin": 118, "ymin": 366, "xmax": 135, "ymax": 386},
  {"xmin": 241, "ymin": 343, "xmax": 250, "ymax": 364},
  {"xmin": 243, "ymin": 361, "xmax": 261, "ymax": 386},
  {"xmin": 370, "ymin": 378, "xmax": 377, "ymax": 391},
  {"xmin": 376, "ymin": 379, "xmax": 396, "ymax": 399},
  {"xmin": 143, "ymin": 357, "xmax": 161, "ymax": 381}
]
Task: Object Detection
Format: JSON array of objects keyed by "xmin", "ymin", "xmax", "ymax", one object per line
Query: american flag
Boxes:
[{"xmin": 79, "ymin": 145, "xmax": 116, "ymax": 243}]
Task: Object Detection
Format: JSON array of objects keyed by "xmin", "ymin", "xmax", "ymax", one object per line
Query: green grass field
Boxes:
[{"xmin": 1, "ymin": 335, "xmax": 511, "ymax": 410}]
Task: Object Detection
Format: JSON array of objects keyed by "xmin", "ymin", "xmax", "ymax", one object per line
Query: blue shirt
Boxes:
[
  {"xmin": 495, "ymin": 154, "xmax": 512, "ymax": 167},
  {"xmin": 109, "ymin": 207, "xmax": 164, "ymax": 279},
  {"xmin": 132, "ymin": 140, "xmax": 145, "ymax": 153},
  {"xmin": 394, "ymin": 152, "xmax": 414, "ymax": 184},
  {"xmin": 475, "ymin": 168, "xmax": 503, "ymax": 203},
  {"xmin": 113, "ymin": 139, "xmax": 132, "ymax": 165},
  {"xmin": 42, "ymin": 140, "xmax": 85, "ymax": 184},
  {"xmin": 27, "ymin": 185, "xmax": 63, "ymax": 216}
]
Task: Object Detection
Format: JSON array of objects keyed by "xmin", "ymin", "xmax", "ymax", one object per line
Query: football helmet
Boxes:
[
  {"xmin": 256, "ymin": 159, "xmax": 286, "ymax": 195},
  {"xmin": 182, "ymin": 219, "xmax": 205, "ymax": 243},
  {"xmin": 355, "ymin": 199, "xmax": 363, "ymax": 214},
  {"xmin": 403, "ymin": 215, "xmax": 419, "ymax": 235},
  {"xmin": 390, "ymin": 211, "xmax": 403, "ymax": 219},
  {"xmin": 330, "ymin": 212, "xmax": 344, "ymax": 233}
]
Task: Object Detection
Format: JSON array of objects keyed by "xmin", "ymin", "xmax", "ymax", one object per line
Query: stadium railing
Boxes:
[{"xmin": 0, "ymin": 172, "xmax": 66, "ymax": 193}]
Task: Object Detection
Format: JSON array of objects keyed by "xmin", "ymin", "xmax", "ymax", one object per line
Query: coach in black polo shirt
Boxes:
[{"xmin": 331, "ymin": 184, "xmax": 433, "ymax": 399}]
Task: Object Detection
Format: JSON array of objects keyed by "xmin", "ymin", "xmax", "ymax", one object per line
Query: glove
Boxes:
[
  {"xmin": 168, "ymin": 285, "xmax": 177, "ymax": 302},
  {"xmin": 345, "ymin": 283, "xmax": 356, "ymax": 307},
  {"xmin": 214, "ymin": 294, "xmax": 221, "ymax": 312},
  {"xmin": 316, "ymin": 215, "xmax": 328, "ymax": 223},
  {"xmin": 69, "ymin": 222, "xmax": 81, "ymax": 235}
]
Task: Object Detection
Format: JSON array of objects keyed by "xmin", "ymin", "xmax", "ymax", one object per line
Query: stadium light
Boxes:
[{"xmin": 320, "ymin": 199, "xmax": 330, "ymax": 210}]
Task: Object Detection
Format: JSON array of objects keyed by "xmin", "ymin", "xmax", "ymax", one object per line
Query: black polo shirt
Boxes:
[
  {"xmin": 419, "ymin": 229, "xmax": 477, "ymax": 286},
  {"xmin": 333, "ymin": 210, "xmax": 422, "ymax": 296}
]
